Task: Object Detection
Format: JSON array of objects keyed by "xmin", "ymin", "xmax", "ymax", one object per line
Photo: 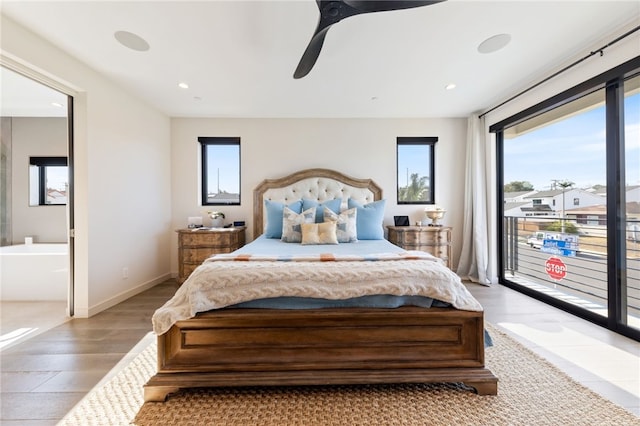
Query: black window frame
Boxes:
[
  {"xmin": 396, "ymin": 136, "xmax": 437, "ymax": 205},
  {"xmin": 198, "ymin": 137, "xmax": 241, "ymax": 206},
  {"xmin": 491, "ymin": 56, "xmax": 640, "ymax": 341},
  {"xmin": 29, "ymin": 156, "xmax": 68, "ymax": 206}
]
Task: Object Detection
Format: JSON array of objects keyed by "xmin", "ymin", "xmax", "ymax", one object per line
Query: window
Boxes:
[
  {"xmin": 587, "ymin": 215, "xmax": 599, "ymax": 226},
  {"xmin": 199, "ymin": 137, "xmax": 240, "ymax": 205},
  {"xmin": 29, "ymin": 157, "xmax": 67, "ymax": 206},
  {"xmin": 494, "ymin": 57, "xmax": 640, "ymax": 341},
  {"xmin": 396, "ymin": 137, "xmax": 437, "ymax": 204},
  {"xmin": 533, "ymin": 199, "xmax": 542, "ymax": 205}
]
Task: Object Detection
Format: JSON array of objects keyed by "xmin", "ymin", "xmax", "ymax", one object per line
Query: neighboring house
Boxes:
[
  {"xmin": 627, "ymin": 185, "xmax": 640, "ymax": 203},
  {"xmin": 564, "ymin": 201, "xmax": 640, "ymax": 239},
  {"xmin": 46, "ymin": 189, "xmax": 67, "ymax": 205},
  {"xmin": 504, "ymin": 188, "xmax": 604, "ymax": 219},
  {"xmin": 207, "ymin": 192, "xmax": 240, "ymax": 204},
  {"xmin": 504, "ymin": 201, "xmax": 533, "ymax": 218},
  {"xmin": 524, "ymin": 188, "xmax": 605, "ymax": 217},
  {"xmin": 504, "ymin": 191, "xmax": 537, "ymax": 203},
  {"xmin": 564, "ymin": 204, "xmax": 607, "ymax": 227}
]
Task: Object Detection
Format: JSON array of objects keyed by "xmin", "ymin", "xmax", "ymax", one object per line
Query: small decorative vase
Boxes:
[
  {"xmin": 425, "ymin": 209, "xmax": 446, "ymax": 227},
  {"xmin": 211, "ymin": 217, "xmax": 224, "ymax": 228}
]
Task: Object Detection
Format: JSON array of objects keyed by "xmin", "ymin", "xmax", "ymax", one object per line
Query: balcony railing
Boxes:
[{"xmin": 503, "ymin": 216, "xmax": 640, "ymax": 324}]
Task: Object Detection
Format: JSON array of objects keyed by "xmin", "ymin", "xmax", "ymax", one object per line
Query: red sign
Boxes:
[{"xmin": 545, "ymin": 257, "xmax": 567, "ymax": 281}]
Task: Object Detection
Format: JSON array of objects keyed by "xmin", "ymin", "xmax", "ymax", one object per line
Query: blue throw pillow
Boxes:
[
  {"xmin": 347, "ymin": 199, "xmax": 386, "ymax": 240},
  {"xmin": 264, "ymin": 199, "xmax": 303, "ymax": 238},
  {"xmin": 302, "ymin": 198, "xmax": 342, "ymax": 223}
]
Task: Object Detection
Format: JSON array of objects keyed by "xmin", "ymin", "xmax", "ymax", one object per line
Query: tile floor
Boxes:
[
  {"xmin": 470, "ymin": 283, "xmax": 639, "ymax": 416},
  {"xmin": 0, "ymin": 280, "xmax": 638, "ymax": 424}
]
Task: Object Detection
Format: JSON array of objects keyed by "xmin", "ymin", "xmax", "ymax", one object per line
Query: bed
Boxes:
[{"xmin": 144, "ymin": 168, "xmax": 497, "ymax": 402}]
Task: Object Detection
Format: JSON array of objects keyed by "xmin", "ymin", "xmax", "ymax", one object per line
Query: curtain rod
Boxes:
[{"xmin": 478, "ymin": 25, "xmax": 640, "ymax": 119}]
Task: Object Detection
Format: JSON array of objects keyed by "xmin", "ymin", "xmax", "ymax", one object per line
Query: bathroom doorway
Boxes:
[{"xmin": 0, "ymin": 65, "xmax": 74, "ymax": 348}]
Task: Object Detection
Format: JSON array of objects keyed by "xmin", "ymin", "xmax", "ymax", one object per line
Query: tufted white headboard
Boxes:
[{"xmin": 253, "ymin": 168, "xmax": 382, "ymax": 239}]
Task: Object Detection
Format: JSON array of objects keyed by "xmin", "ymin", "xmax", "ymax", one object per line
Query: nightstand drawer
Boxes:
[
  {"xmin": 425, "ymin": 245, "xmax": 450, "ymax": 260},
  {"xmin": 403, "ymin": 230, "xmax": 446, "ymax": 245},
  {"xmin": 182, "ymin": 247, "xmax": 224, "ymax": 263},
  {"xmin": 386, "ymin": 225, "xmax": 452, "ymax": 269},
  {"xmin": 176, "ymin": 227, "xmax": 246, "ymax": 283},
  {"xmin": 180, "ymin": 232, "xmax": 243, "ymax": 248}
]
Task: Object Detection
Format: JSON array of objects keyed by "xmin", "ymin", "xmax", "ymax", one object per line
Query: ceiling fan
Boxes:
[{"xmin": 294, "ymin": 0, "xmax": 445, "ymax": 79}]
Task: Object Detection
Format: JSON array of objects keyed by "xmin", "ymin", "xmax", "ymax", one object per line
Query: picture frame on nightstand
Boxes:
[{"xmin": 393, "ymin": 216, "xmax": 410, "ymax": 226}]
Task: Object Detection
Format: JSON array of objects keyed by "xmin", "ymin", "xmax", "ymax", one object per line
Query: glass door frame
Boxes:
[{"xmin": 491, "ymin": 56, "xmax": 640, "ymax": 342}]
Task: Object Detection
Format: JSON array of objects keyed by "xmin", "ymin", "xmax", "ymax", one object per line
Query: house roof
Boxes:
[
  {"xmin": 504, "ymin": 191, "xmax": 534, "ymax": 199},
  {"xmin": 504, "ymin": 201, "xmax": 530, "ymax": 211},
  {"xmin": 525, "ymin": 190, "xmax": 562, "ymax": 198},
  {"xmin": 564, "ymin": 202, "xmax": 640, "ymax": 215}
]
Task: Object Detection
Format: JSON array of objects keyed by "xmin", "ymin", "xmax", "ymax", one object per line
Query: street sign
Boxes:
[
  {"xmin": 545, "ymin": 257, "xmax": 567, "ymax": 281},
  {"xmin": 540, "ymin": 233, "xmax": 579, "ymax": 257}
]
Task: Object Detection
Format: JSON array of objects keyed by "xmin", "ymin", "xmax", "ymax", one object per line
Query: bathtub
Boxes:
[{"xmin": 0, "ymin": 243, "xmax": 69, "ymax": 301}]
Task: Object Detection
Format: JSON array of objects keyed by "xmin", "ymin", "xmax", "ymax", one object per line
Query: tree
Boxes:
[
  {"xmin": 504, "ymin": 181, "xmax": 534, "ymax": 192},
  {"xmin": 546, "ymin": 220, "xmax": 578, "ymax": 234},
  {"xmin": 398, "ymin": 173, "xmax": 429, "ymax": 202}
]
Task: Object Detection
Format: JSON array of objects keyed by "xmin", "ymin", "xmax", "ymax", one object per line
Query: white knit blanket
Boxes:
[{"xmin": 152, "ymin": 251, "xmax": 483, "ymax": 335}]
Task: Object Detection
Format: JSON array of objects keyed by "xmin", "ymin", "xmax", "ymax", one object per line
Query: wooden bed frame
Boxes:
[{"xmin": 144, "ymin": 169, "xmax": 498, "ymax": 402}]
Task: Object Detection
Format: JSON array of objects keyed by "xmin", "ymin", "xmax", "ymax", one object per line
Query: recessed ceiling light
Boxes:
[
  {"xmin": 114, "ymin": 30, "xmax": 150, "ymax": 52},
  {"xmin": 477, "ymin": 33, "xmax": 511, "ymax": 54},
  {"xmin": 51, "ymin": 102, "xmax": 64, "ymax": 108},
  {"xmin": 445, "ymin": 83, "xmax": 456, "ymax": 90},
  {"xmin": 178, "ymin": 82, "xmax": 189, "ymax": 89}
]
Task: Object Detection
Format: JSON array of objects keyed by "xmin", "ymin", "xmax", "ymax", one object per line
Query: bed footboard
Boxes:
[{"xmin": 144, "ymin": 307, "xmax": 498, "ymax": 401}]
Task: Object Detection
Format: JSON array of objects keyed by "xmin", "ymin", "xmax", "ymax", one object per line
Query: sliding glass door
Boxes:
[
  {"xmin": 624, "ymin": 74, "xmax": 640, "ymax": 332},
  {"xmin": 493, "ymin": 58, "xmax": 640, "ymax": 340}
]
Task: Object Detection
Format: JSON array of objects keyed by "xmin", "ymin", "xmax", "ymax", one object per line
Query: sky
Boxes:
[
  {"xmin": 46, "ymin": 166, "xmax": 68, "ymax": 191},
  {"xmin": 504, "ymin": 92, "xmax": 640, "ymax": 191},
  {"xmin": 206, "ymin": 144, "xmax": 240, "ymax": 194},
  {"xmin": 397, "ymin": 144, "xmax": 431, "ymax": 189}
]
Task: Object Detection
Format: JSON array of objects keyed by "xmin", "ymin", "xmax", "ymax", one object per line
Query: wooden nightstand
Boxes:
[
  {"xmin": 176, "ymin": 227, "xmax": 246, "ymax": 283},
  {"xmin": 386, "ymin": 226, "xmax": 452, "ymax": 269}
]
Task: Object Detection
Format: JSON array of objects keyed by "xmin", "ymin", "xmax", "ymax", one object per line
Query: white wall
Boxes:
[
  {"xmin": 484, "ymin": 21, "xmax": 640, "ymax": 125},
  {"xmin": 10, "ymin": 117, "xmax": 67, "ymax": 244},
  {"xmin": 171, "ymin": 117, "xmax": 467, "ymax": 272},
  {"xmin": 1, "ymin": 15, "xmax": 172, "ymax": 316}
]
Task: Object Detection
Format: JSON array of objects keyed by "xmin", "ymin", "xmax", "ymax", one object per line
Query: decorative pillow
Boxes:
[
  {"xmin": 281, "ymin": 207, "xmax": 316, "ymax": 243},
  {"xmin": 301, "ymin": 221, "xmax": 339, "ymax": 245},
  {"xmin": 347, "ymin": 199, "xmax": 386, "ymax": 240},
  {"xmin": 324, "ymin": 207, "xmax": 358, "ymax": 243},
  {"xmin": 264, "ymin": 199, "xmax": 303, "ymax": 238},
  {"xmin": 302, "ymin": 198, "xmax": 342, "ymax": 223}
]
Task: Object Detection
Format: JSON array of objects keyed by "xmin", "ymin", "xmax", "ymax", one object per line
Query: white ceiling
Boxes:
[
  {"xmin": 0, "ymin": 67, "xmax": 68, "ymax": 117},
  {"xmin": 2, "ymin": 0, "xmax": 639, "ymax": 118}
]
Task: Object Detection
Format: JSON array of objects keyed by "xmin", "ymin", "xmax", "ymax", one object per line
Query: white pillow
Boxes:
[
  {"xmin": 301, "ymin": 222, "xmax": 339, "ymax": 245},
  {"xmin": 281, "ymin": 207, "xmax": 316, "ymax": 243},
  {"xmin": 324, "ymin": 207, "xmax": 358, "ymax": 243}
]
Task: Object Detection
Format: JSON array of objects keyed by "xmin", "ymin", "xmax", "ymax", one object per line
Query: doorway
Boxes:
[{"xmin": 0, "ymin": 65, "xmax": 75, "ymax": 348}]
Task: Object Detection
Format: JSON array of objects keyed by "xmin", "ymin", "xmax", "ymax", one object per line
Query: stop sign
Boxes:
[{"xmin": 545, "ymin": 257, "xmax": 567, "ymax": 280}]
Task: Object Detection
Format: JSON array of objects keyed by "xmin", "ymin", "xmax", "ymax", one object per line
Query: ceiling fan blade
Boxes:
[
  {"xmin": 294, "ymin": 27, "xmax": 330, "ymax": 79},
  {"xmin": 294, "ymin": 1, "xmax": 361, "ymax": 79},
  {"xmin": 344, "ymin": 1, "xmax": 445, "ymax": 13},
  {"xmin": 293, "ymin": 0, "xmax": 446, "ymax": 79}
]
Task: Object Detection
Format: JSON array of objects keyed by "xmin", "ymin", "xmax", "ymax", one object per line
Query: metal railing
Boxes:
[{"xmin": 503, "ymin": 216, "xmax": 640, "ymax": 318}]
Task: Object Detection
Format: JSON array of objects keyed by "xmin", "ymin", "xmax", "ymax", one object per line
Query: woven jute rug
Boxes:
[{"xmin": 59, "ymin": 324, "xmax": 638, "ymax": 426}]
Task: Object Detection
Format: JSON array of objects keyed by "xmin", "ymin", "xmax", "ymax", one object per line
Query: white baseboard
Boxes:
[{"xmin": 73, "ymin": 273, "xmax": 172, "ymax": 318}]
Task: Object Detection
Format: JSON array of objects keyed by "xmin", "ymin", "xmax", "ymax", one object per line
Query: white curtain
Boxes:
[{"xmin": 457, "ymin": 114, "xmax": 491, "ymax": 285}]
